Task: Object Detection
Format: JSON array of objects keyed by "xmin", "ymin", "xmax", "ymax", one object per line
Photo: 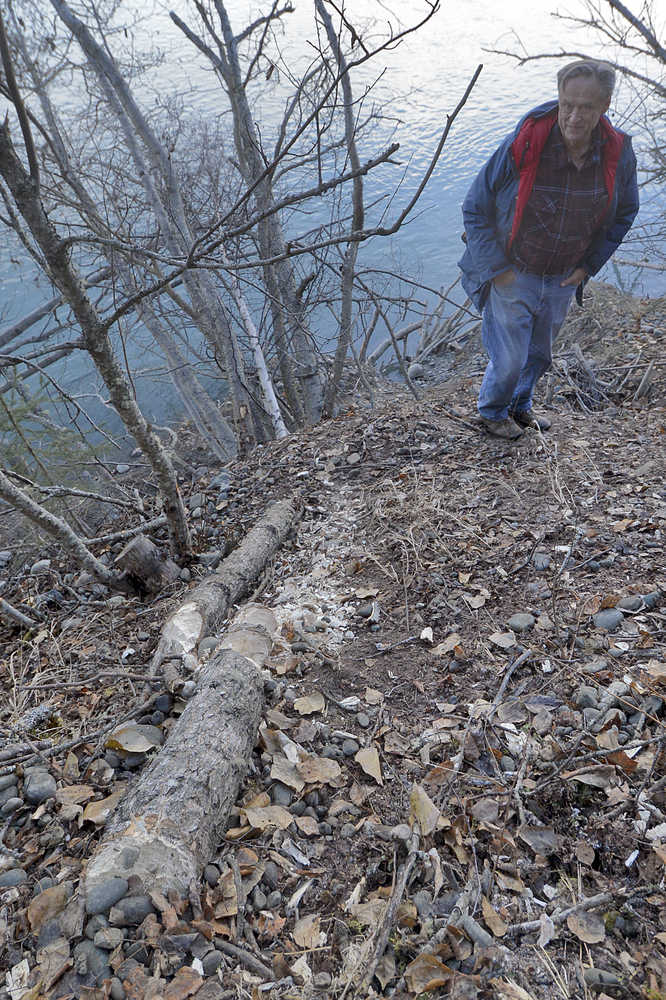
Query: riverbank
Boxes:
[{"xmin": 0, "ymin": 283, "xmax": 664, "ymax": 1000}]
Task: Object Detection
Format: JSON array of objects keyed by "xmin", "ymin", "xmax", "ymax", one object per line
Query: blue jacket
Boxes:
[{"xmin": 458, "ymin": 100, "xmax": 639, "ymax": 311}]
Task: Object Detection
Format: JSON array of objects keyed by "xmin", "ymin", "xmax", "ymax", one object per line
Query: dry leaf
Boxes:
[
  {"xmin": 409, "ymin": 783, "xmax": 440, "ymax": 836},
  {"xmin": 292, "ymin": 913, "xmax": 325, "ymax": 949},
  {"xmin": 35, "ymin": 937, "xmax": 71, "ymax": 991},
  {"xmin": 105, "ymin": 724, "xmax": 163, "ymax": 753},
  {"xmin": 517, "ymin": 826, "xmax": 559, "ymax": 855},
  {"xmin": 563, "ymin": 765, "xmax": 616, "ymax": 789},
  {"xmin": 489, "ymin": 631, "xmax": 517, "ymax": 649},
  {"xmin": 462, "ymin": 591, "xmax": 486, "ymax": 609},
  {"xmin": 270, "ymin": 757, "xmax": 305, "ymax": 792},
  {"xmin": 384, "ymin": 730, "xmax": 410, "ymax": 755},
  {"xmin": 404, "ymin": 953, "xmax": 452, "ymax": 993},
  {"xmin": 490, "ymin": 980, "xmax": 535, "ymax": 1000},
  {"xmin": 482, "ymin": 895, "xmax": 508, "ymax": 937},
  {"xmin": 243, "ymin": 805, "xmax": 293, "ymax": 831},
  {"xmin": 355, "ymin": 747, "xmax": 383, "ymax": 785},
  {"xmin": 355, "ymin": 586, "xmax": 378, "ymax": 599},
  {"xmin": 582, "ymin": 595, "xmax": 602, "ymax": 616},
  {"xmin": 575, "ymin": 842, "xmax": 596, "ymax": 865},
  {"xmin": 28, "ymin": 885, "xmax": 71, "ymax": 933},
  {"xmin": 646, "ymin": 660, "xmax": 666, "ymax": 682},
  {"xmin": 163, "ymin": 965, "xmax": 202, "ymax": 1000},
  {"xmin": 537, "ymin": 912, "xmax": 556, "ymax": 948},
  {"xmin": 293, "ymin": 692, "xmax": 325, "ymax": 716},
  {"xmin": 255, "ymin": 912, "xmax": 286, "ymax": 938},
  {"xmin": 434, "ymin": 632, "xmax": 461, "ymax": 655},
  {"xmin": 295, "ymin": 815, "xmax": 320, "ymax": 837},
  {"xmin": 497, "ymin": 700, "xmax": 528, "ymax": 724},
  {"xmin": 471, "ymin": 798, "xmax": 499, "ymax": 825},
  {"xmin": 296, "ymin": 755, "xmax": 342, "ymax": 785},
  {"xmin": 364, "ymin": 687, "xmax": 384, "ymax": 705},
  {"xmin": 495, "ymin": 871, "xmax": 525, "ymax": 893},
  {"xmin": 82, "ymin": 787, "xmax": 124, "ymax": 826},
  {"xmin": 567, "ymin": 909, "xmax": 605, "ymax": 944},
  {"xmin": 375, "ymin": 948, "xmax": 396, "ymax": 990},
  {"xmin": 348, "ymin": 900, "xmax": 386, "ymax": 926}
]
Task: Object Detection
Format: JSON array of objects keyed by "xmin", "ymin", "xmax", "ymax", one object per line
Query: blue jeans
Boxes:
[{"xmin": 478, "ymin": 271, "xmax": 575, "ymax": 420}]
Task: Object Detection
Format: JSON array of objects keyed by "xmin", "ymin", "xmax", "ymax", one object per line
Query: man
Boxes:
[{"xmin": 459, "ymin": 59, "xmax": 639, "ymax": 439}]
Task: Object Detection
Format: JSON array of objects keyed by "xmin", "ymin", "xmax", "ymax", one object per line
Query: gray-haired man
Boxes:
[{"xmin": 459, "ymin": 60, "xmax": 639, "ymax": 438}]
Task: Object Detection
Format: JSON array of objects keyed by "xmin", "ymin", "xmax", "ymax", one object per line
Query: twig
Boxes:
[
  {"xmin": 214, "ymin": 939, "xmax": 274, "ymax": 980},
  {"xmin": 0, "ymin": 598, "xmax": 40, "ymax": 629},
  {"xmin": 19, "ymin": 670, "xmax": 153, "ymax": 691},
  {"xmin": 490, "ymin": 649, "xmax": 532, "ymax": 714},
  {"xmin": 357, "ymin": 834, "xmax": 420, "ymax": 995},
  {"xmin": 229, "ymin": 855, "xmax": 246, "ymax": 943}
]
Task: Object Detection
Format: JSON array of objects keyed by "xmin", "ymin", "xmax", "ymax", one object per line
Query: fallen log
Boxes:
[
  {"xmin": 150, "ymin": 497, "xmax": 297, "ymax": 685},
  {"xmin": 84, "ymin": 605, "xmax": 277, "ymax": 897}
]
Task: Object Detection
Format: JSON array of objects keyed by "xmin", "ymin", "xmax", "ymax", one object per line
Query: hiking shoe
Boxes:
[
  {"xmin": 510, "ymin": 410, "xmax": 552, "ymax": 431},
  {"xmin": 480, "ymin": 417, "xmax": 523, "ymax": 440}
]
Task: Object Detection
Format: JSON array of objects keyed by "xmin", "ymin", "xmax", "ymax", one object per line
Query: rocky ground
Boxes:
[{"xmin": 0, "ymin": 284, "xmax": 665, "ymax": 1000}]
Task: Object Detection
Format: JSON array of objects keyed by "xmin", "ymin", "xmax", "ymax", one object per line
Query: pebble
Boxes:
[
  {"xmin": 0, "ymin": 774, "xmax": 17, "ymax": 792},
  {"xmin": 94, "ymin": 927, "xmax": 125, "ymax": 950},
  {"xmin": 262, "ymin": 862, "xmax": 280, "ymax": 891},
  {"xmin": 204, "ymin": 864, "xmax": 220, "ymax": 888},
  {"xmin": 643, "ymin": 591, "xmax": 661, "ymax": 610},
  {"xmin": 24, "ymin": 771, "xmax": 57, "ymax": 805},
  {"xmin": 115, "ymin": 464, "xmax": 130, "ymax": 475},
  {"xmin": 265, "ymin": 890, "xmax": 282, "ymax": 909},
  {"xmin": 582, "ymin": 658, "xmax": 607, "ymax": 674},
  {"xmin": 162, "ymin": 933, "xmax": 198, "ymax": 953},
  {"xmin": 85, "ymin": 915, "xmax": 109, "ymax": 940},
  {"xmin": 617, "ymin": 595, "xmax": 642, "ymax": 611},
  {"xmin": 30, "ymin": 558, "xmax": 51, "ymax": 576},
  {"xmin": 73, "ymin": 941, "xmax": 112, "ymax": 984},
  {"xmin": 340, "ymin": 822, "xmax": 356, "ymax": 838},
  {"xmin": 108, "ymin": 895, "xmax": 155, "ymax": 926},
  {"xmin": 321, "ymin": 743, "xmax": 343, "ymax": 760},
  {"xmin": 357, "ymin": 603, "xmax": 374, "ymax": 618},
  {"xmin": 583, "ymin": 968, "xmax": 620, "ymax": 991},
  {"xmin": 593, "ymin": 608, "xmax": 624, "ymax": 631},
  {"xmin": 33, "ymin": 877, "xmax": 55, "ymax": 895},
  {"xmin": 109, "ymin": 977, "xmax": 125, "ymax": 1000},
  {"xmin": 314, "ymin": 972, "xmax": 332, "ymax": 988},
  {"xmin": 533, "ymin": 710, "xmax": 553, "ymax": 736},
  {"xmin": 342, "ymin": 738, "xmax": 360, "ymax": 756},
  {"xmin": 0, "ymin": 550, "xmax": 11, "ymax": 564},
  {"xmin": 181, "ymin": 680, "xmax": 197, "ymax": 699},
  {"xmin": 319, "ymin": 822, "xmax": 332, "ymax": 836},
  {"xmin": 271, "ymin": 783, "xmax": 292, "ymax": 806},
  {"xmin": 86, "ymin": 877, "xmax": 129, "ymax": 915},
  {"xmin": 179, "ymin": 568, "xmax": 191, "ymax": 582},
  {"xmin": 154, "ymin": 694, "xmax": 173, "ymax": 713},
  {"xmin": 575, "ymin": 685, "xmax": 599, "ymax": 710},
  {"xmin": 0, "ymin": 786, "xmax": 18, "ymax": 807},
  {"xmin": 198, "ymin": 637, "xmax": 218, "ymax": 656},
  {"xmin": 0, "ymin": 868, "xmax": 27, "ymax": 888},
  {"xmin": 0, "ymin": 797, "xmax": 22, "ymax": 816},
  {"xmin": 189, "ymin": 493, "xmax": 205, "ymax": 510},
  {"xmin": 500, "ymin": 756, "xmax": 515, "ymax": 772},
  {"xmin": 252, "ymin": 887, "xmax": 267, "ymax": 910},
  {"xmin": 356, "ymin": 712, "xmax": 370, "ymax": 728},
  {"xmin": 508, "ymin": 612, "xmax": 535, "ymax": 632},
  {"xmin": 532, "ymin": 552, "xmax": 551, "ymax": 571},
  {"xmin": 202, "ymin": 950, "xmax": 224, "ymax": 976},
  {"xmin": 390, "ymin": 823, "xmax": 412, "ymax": 842},
  {"xmin": 407, "ymin": 362, "xmax": 426, "ymax": 380}
]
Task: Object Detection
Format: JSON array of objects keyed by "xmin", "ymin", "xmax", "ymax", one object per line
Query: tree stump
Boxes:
[{"xmin": 114, "ymin": 533, "xmax": 180, "ymax": 593}]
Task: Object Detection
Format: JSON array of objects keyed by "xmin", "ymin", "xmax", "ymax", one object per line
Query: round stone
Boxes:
[
  {"xmin": 30, "ymin": 559, "xmax": 51, "ymax": 576},
  {"xmin": 0, "ymin": 868, "xmax": 27, "ymax": 888},
  {"xmin": 203, "ymin": 864, "xmax": 220, "ymax": 888},
  {"xmin": 265, "ymin": 890, "xmax": 282, "ymax": 909},
  {"xmin": 108, "ymin": 895, "xmax": 155, "ymax": 927},
  {"xmin": 202, "ymin": 950, "xmax": 224, "ymax": 976},
  {"xmin": 574, "ymin": 685, "xmax": 599, "ymax": 710},
  {"xmin": 532, "ymin": 552, "xmax": 551, "ymax": 571},
  {"xmin": 271, "ymin": 783, "xmax": 292, "ymax": 806},
  {"xmin": 356, "ymin": 712, "xmax": 370, "ymax": 728},
  {"xmin": 73, "ymin": 941, "xmax": 112, "ymax": 984},
  {"xmin": 593, "ymin": 608, "xmax": 624, "ymax": 631},
  {"xmin": 181, "ymin": 680, "xmax": 197, "ymax": 699},
  {"xmin": 321, "ymin": 744, "xmax": 343, "ymax": 760},
  {"xmin": 340, "ymin": 822, "xmax": 356, "ymax": 838},
  {"xmin": 86, "ymin": 877, "xmax": 129, "ymax": 916},
  {"xmin": 0, "ymin": 797, "xmax": 23, "ymax": 816},
  {"xmin": 109, "ymin": 977, "xmax": 125, "ymax": 1000},
  {"xmin": 252, "ymin": 887, "xmax": 267, "ymax": 910},
  {"xmin": 617, "ymin": 595, "xmax": 642, "ymax": 611},
  {"xmin": 0, "ymin": 774, "xmax": 18, "ymax": 792},
  {"xmin": 94, "ymin": 927, "xmax": 125, "ymax": 950},
  {"xmin": 507, "ymin": 612, "xmax": 535, "ymax": 632},
  {"xmin": 24, "ymin": 771, "xmax": 57, "ymax": 805},
  {"xmin": 261, "ymin": 862, "xmax": 280, "ymax": 891},
  {"xmin": 85, "ymin": 914, "xmax": 109, "ymax": 940}
]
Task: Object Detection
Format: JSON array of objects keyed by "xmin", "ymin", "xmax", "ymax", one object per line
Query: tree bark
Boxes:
[
  {"xmin": 84, "ymin": 605, "xmax": 277, "ymax": 897},
  {"xmin": 150, "ymin": 498, "xmax": 297, "ymax": 682},
  {"xmin": 114, "ymin": 534, "xmax": 180, "ymax": 594}
]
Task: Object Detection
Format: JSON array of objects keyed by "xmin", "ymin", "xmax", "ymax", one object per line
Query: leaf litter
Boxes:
[{"xmin": 0, "ymin": 300, "xmax": 665, "ymax": 998}]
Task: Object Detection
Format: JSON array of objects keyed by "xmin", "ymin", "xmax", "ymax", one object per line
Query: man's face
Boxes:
[{"xmin": 558, "ymin": 76, "xmax": 610, "ymax": 151}]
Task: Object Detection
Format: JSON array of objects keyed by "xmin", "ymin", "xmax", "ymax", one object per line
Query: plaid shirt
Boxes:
[{"xmin": 511, "ymin": 123, "xmax": 609, "ymax": 275}]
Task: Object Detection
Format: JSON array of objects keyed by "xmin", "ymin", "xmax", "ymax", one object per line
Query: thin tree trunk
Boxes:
[
  {"xmin": 316, "ymin": 0, "xmax": 363, "ymax": 417},
  {"xmin": 0, "ymin": 121, "xmax": 192, "ymax": 559},
  {"xmin": 0, "ymin": 467, "xmax": 127, "ymax": 591}
]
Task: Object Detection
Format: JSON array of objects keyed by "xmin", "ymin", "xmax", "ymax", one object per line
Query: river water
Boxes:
[{"xmin": 0, "ymin": 0, "xmax": 662, "ymax": 431}]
